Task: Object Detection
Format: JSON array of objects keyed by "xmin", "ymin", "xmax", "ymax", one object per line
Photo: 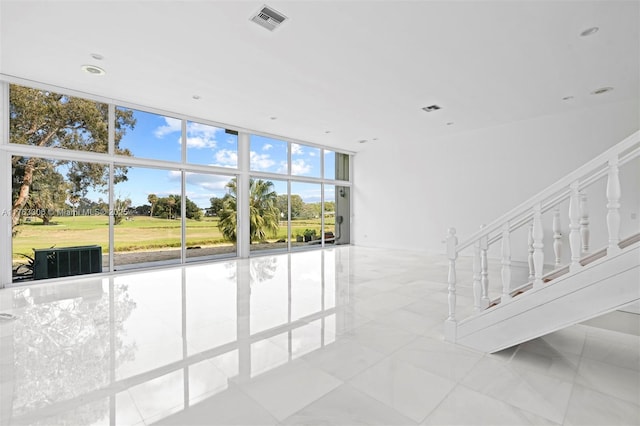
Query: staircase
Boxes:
[{"xmin": 444, "ymin": 131, "xmax": 640, "ymax": 353}]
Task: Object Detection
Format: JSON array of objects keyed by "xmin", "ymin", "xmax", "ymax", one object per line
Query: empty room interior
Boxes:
[{"xmin": 0, "ymin": 1, "xmax": 639, "ymax": 425}]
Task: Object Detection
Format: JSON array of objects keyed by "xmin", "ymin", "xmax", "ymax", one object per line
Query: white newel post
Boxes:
[
  {"xmin": 532, "ymin": 203, "xmax": 545, "ymax": 289},
  {"xmin": 444, "ymin": 228, "xmax": 458, "ymax": 342},
  {"xmin": 480, "ymin": 226, "xmax": 490, "ymax": 309},
  {"xmin": 580, "ymin": 191, "xmax": 590, "ymax": 253},
  {"xmin": 606, "ymin": 158, "xmax": 621, "ymax": 255},
  {"xmin": 569, "ymin": 181, "xmax": 582, "ymax": 272},
  {"xmin": 473, "ymin": 238, "xmax": 482, "ymax": 313},
  {"xmin": 553, "ymin": 208, "xmax": 562, "ymax": 266},
  {"xmin": 527, "ymin": 224, "xmax": 535, "ymax": 282},
  {"xmin": 501, "ymin": 223, "xmax": 512, "ymax": 303}
]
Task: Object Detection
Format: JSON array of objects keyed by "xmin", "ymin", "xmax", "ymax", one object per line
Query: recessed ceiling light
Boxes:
[
  {"xmin": 270, "ymin": 116, "xmax": 277, "ymax": 120},
  {"xmin": 192, "ymin": 95, "xmax": 201, "ymax": 100},
  {"xmin": 580, "ymin": 27, "xmax": 599, "ymax": 37},
  {"xmin": 325, "ymin": 130, "xmax": 331, "ymax": 134},
  {"xmin": 90, "ymin": 53, "xmax": 104, "ymax": 60},
  {"xmin": 372, "ymin": 138, "xmax": 378, "ymax": 141},
  {"xmin": 562, "ymin": 96, "xmax": 574, "ymax": 101},
  {"xmin": 422, "ymin": 105, "xmax": 442, "ymax": 112},
  {"xmin": 591, "ymin": 87, "xmax": 613, "ymax": 95},
  {"xmin": 446, "ymin": 122, "xmax": 454, "ymax": 126},
  {"xmin": 81, "ymin": 64, "xmax": 106, "ymax": 75},
  {"xmin": 358, "ymin": 139, "xmax": 367, "ymax": 144}
]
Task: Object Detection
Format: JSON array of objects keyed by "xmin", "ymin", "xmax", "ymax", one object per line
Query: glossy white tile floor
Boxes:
[{"xmin": 0, "ymin": 246, "xmax": 638, "ymax": 425}]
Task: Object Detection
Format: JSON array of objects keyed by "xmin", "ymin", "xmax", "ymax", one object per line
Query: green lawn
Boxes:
[{"xmin": 12, "ymin": 215, "xmax": 332, "ymax": 261}]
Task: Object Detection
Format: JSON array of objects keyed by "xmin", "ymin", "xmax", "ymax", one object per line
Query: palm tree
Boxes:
[
  {"xmin": 147, "ymin": 193, "xmax": 158, "ymax": 217},
  {"xmin": 167, "ymin": 195, "xmax": 176, "ymax": 220},
  {"xmin": 218, "ymin": 178, "xmax": 280, "ymax": 243}
]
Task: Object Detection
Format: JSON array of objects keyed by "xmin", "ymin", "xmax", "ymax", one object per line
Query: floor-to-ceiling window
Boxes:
[
  {"xmin": 3, "ymin": 80, "xmax": 351, "ymax": 285},
  {"xmin": 11, "ymin": 156, "xmax": 111, "ymax": 279},
  {"xmin": 113, "ymin": 165, "xmax": 183, "ymax": 268},
  {"xmin": 247, "ymin": 178, "xmax": 288, "ymax": 254},
  {"xmin": 248, "ymin": 136, "xmax": 351, "ymax": 254}
]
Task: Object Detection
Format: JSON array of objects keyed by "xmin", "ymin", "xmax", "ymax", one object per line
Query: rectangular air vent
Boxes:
[
  {"xmin": 250, "ymin": 5, "xmax": 287, "ymax": 31},
  {"xmin": 422, "ymin": 105, "xmax": 442, "ymax": 112}
]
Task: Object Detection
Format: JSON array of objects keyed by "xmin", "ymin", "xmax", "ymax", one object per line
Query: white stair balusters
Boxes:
[
  {"xmin": 480, "ymin": 227, "xmax": 490, "ymax": 309},
  {"xmin": 443, "ymin": 132, "xmax": 640, "ymax": 347},
  {"xmin": 501, "ymin": 223, "xmax": 512, "ymax": 303},
  {"xmin": 528, "ymin": 224, "xmax": 535, "ymax": 282},
  {"xmin": 532, "ymin": 203, "xmax": 545, "ymax": 289},
  {"xmin": 446, "ymin": 228, "xmax": 458, "ymax": 322},
  {"xmin": 569, "ymin": 181, "xmax": 582, "ymax": 272},
  {"xmin": 444, "ymin": 228, "xmax": 458, "ymax": 342},
  {"xmin": 606, "ymin": 158, "xmax": 621, "ymax": 255},
  {"xmin": 553, "ymin": 208, "xmax": 562, "ymax": 266},
  {"xmin": 580, "ymin": 191, "xmax": 590, "ymax": 253},
  {"xmin": 473, "ymin": 238, "xmax": 482, "ymax": 313}
]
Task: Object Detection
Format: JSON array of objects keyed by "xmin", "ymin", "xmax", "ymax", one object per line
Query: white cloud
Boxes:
[
  {"xmin": 276, "ymin": 161, "xmax": 289, "ymax": 174},
  {"xmin": 185, "ymin": 122, "xmax": 225, "ymax": 149},
  {"xmin": 161, "ymin": 121, "xmax": 227, "ymax": 150},
  {"xmin": 214, "ymin": 149, "xmax": 238, "ymax": 167},
  {"xmin": 250, "ymin": 151, "xmax": 276, "ymax": 170},
  {"xmin": 291, "ymin": 158, "xmax": 311, "ymax": 175},
  {"xmin": 154, "ymin": 117, "xmax": 182, "ymax": 138},
  {"xmin": 185, "ymin": 173, "xmax": 230, "ymax": 192},
  {"xmin": 185, "ymin": 136, "xmax": 217, "ymax": 149},
  {"xmin": 291, "ymin": 143, "xmax": 303, "ymax": 156},
  {"xmin": 187, "ymin": 122, "xmax": 218, "ymax": 137},
  {"xmin": 262, "ymin": 143, "xmax": 273, "ymax": 151}
]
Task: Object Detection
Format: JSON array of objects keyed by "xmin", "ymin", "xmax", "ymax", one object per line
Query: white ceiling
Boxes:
[{"xmin": 1, "ymin": 0, "xmax": 638, "ymax": 152}]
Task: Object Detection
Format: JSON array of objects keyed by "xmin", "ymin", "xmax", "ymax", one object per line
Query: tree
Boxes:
[
  {"xmin": 166, "ymin": 195, "xmax": 176, "ymax": 220},
  {"xmin": 10, "ymin": 85, "xmax": 135, "ymax": 233},
  {"xmin": 275, "ymin": 194, "xmax": 288, "ymax": 219},
  {"xmin": 152, "ymin": 195, "xmax": 202, "ymax": 220},
  {"xmin": 300, "ymin": 202, "xmax": 321, "ymax": 219},
  {"xmin": 113, "ymin": 197, "xmax": 131, "ymax": 225},
  {"xmin": 147, "ymin": 193, "xmax": 158, "ymax": 217},
  {"xmin": 26, "ymin": 165, "xmax": 68, "ymax": 225},
  {"xmin": 184, "ymin": 197, "xmax": 203, "ymax": 221},
  {"xmin": 75, "ymin": 197, "xmax": 100, "ymax": 214},
  {"xmin": 135, "ymin": 204, "xmax": 151, "ymax": 216},
  {"xmin": 12, "ymin": 157, "xmax": 69, "ymax": 225},
  {"xmin": 209, "ymin": 195, "xmax": 228, "ymax": 217},
  {"xmin": 218, "ymin": 192, "xmax": 237, "ymax": 241},
  {"xmin": 218, "ymin": 178, "xmax": 280, "ymax": 243},
  {"xmin": 275, "ymin": 193, "xmax": 304, "ymax": 219},
  {"xmin": 291, "ymin": 194, "xmax": 304, "ymax": 218}
]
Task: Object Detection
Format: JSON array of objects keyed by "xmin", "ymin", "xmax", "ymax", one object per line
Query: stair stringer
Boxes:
[{"xmin": 455, "ymin": 244, "xmax": 640, "ymax": 353}]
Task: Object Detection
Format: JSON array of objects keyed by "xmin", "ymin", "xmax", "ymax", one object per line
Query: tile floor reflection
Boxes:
[{"xmin": 0, "ymin": 246, "xmax": 638, "ymax": 425}]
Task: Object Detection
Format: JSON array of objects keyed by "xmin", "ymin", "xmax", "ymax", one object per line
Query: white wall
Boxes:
[{"xmin": 353, "ymin": 99, "xmax": 640, "ymax": 261}]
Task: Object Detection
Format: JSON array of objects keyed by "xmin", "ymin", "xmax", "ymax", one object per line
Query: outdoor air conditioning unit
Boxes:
[{"xmin": 34, "ymin": 245, "xmax": 102, "ymax": 280}]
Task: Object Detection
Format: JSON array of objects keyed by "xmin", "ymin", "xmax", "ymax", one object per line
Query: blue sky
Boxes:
[{"xmin": 91, "ymin": 110, "xmax": 337, "ymax": 208}]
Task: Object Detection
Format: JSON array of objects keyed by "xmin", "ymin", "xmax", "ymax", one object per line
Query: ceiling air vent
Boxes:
[
  {"xmin": 250, "ymin": 5, "xmax": 287, "ymax": 31},
  {"xmin": 422, "ymin": 105, "xmax": 442, "ymax": 112}
]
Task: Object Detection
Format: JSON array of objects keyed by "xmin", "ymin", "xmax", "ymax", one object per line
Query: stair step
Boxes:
[
  {"xmin": 621, "ymin": 232, "xmax": 640, "ymax": 249},
  {"xmin": 543, "ymin": 266, "xmax": 570, "ymax": 283},
  {"xmin": 580, "ymin": 249, "xmax": 607, "ymax": 266}
]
